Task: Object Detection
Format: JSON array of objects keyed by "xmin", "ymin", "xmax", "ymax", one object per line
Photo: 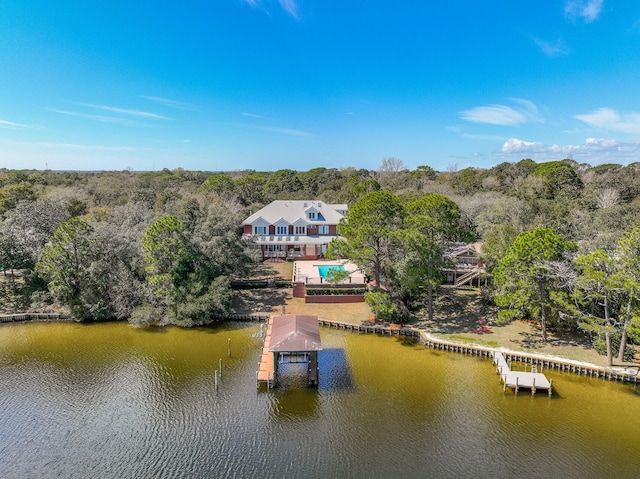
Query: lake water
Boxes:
[{"xmin": 1, "ymin": 321, "xmax": 639, "ymax": 478}]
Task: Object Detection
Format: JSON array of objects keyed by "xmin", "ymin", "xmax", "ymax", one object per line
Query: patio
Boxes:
[{"xmin": 293, "ymin": 260, "xmax": 367, "ymax": 285}]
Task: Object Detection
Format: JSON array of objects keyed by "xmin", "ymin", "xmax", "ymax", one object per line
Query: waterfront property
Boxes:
[
  {"xmin": 242, "ymin": 200, "xmax": 348, "ymax": 260},
  {"xmin": 442, "ymin": 242, "xmax": 486, "ymax": 287},
  {"xmin": 257, "ymin": 314, "xmax": 322, "ymax": 388}
]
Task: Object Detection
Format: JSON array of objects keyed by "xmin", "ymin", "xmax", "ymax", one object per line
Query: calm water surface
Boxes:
[{"xmin": 1, "ymin": 321, "xmax": 639, "ymax": 479}]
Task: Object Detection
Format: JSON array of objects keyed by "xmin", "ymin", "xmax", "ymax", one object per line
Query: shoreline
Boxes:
[
  {"xmin": 316, "ymin": 318, "xmax": 640, "ymax": 384},
  {"xmin": 3, "ymin": 311, "xmax": 639, "ymax": 385}
]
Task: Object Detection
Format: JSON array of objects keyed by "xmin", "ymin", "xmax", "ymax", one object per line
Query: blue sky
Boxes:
[{"xmin": 1, "ymin": 0, "xmax": 639, "ymax": 172}]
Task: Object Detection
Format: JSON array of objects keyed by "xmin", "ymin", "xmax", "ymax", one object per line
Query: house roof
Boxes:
[
  {"xmin": 445, "ymin": 242, "xmax": 483, "ymax": 257},
  {"xmin": 268, "ymin": 315, "xmax": 322, "ymax": 352},
  {"xmin": 243, "ymin": 200, "xmax": 347, "ymax": 226}
]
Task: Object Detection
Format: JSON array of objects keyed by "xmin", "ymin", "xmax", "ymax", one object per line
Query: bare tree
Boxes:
[
  {"xmin": 377, "ymin": 157, "xmax": 408, "ymax": 189},
  {"xmin": 595, "ymin": 187, "xmax": 620, "ymax": 209}
]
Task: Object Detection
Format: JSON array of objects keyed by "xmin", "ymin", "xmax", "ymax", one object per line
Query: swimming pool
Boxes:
[{"xmin": 317, "ymin": 264, "xmax": 347, "ymax": 278}]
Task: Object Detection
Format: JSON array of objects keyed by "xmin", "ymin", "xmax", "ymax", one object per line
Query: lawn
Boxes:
[
  {"xmin": 234, "ymin": 262, "xmax": 637, "ymax": 368},
  {"xmin": 231, "ymin": 260, "xmax": 371, "ymax": 323}
]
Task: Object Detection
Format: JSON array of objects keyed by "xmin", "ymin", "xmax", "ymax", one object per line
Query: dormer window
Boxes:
[
  {"xmin": 254, "ymin": 226, "xmax": 267, "ymax": 235},
  {"xmin": 276, "ymin": 226, "xmax": 287, "ymax": 235},
  {"xmin": 308, "ymin": 212, "xmax": 316, "ymax": 220}
]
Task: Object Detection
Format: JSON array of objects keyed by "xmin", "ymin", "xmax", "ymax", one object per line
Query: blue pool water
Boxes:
[{"xmin": 317, "ymin": 264, "xmax": 346, "ymax": 278}]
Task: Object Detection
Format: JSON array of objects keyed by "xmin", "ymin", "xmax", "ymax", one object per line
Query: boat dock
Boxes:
[
  {"xmin": 256, "ymin": 315, "xmax": 322, "ymax": 389},
  {"xmin": 256, "ymin": 318, "xmax": 276, "ymax": 388},
  {"xmin": 493, "ymin": 351, "xmax": 552, "ymax": 395}
]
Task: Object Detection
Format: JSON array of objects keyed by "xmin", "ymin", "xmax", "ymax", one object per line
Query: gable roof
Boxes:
[
  {"xmin": 268, "ymin": 315, "xmax": 322, "ymax": 352},
  {"xmin": 243, "ymin": 200, "xmax": 347, "ymax": 226}
]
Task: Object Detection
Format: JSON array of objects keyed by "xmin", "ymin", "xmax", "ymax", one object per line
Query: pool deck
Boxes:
[{"xmin": 293, "ymin": 260, "xmax": 366, "ymax": 285}]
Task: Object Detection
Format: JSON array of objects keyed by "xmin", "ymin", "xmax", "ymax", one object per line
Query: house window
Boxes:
[
  {"xmin": 276, "ymin": 226, "xmax": 287, "ymax": 235},
  {"xmin": 294, "ymin": 226, "xmax": 306, "ymax": 235},
  {"xmin": 254, "ymin": 226, "xmax": 267, "ymax": 234},
  {"xmin": 319, "ymin": 225, "xmax": 329, "ymax": 235},
  {"xmin": 308, "ymin": 212, "xmax": 316, "ymax": 220}
]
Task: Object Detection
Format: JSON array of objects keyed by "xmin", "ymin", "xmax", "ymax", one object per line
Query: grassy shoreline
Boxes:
[{"xmin": 234, "ymin": 261, "xmax": 637, "ymax": 369}]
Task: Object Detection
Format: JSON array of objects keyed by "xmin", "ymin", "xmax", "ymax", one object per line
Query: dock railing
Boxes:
[{"xmin": 316, "ymin": 318, "xmax": 639, "ymax": 385}]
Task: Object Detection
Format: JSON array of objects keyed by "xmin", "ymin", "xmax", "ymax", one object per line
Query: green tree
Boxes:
[
  {"xmin": 396, "ymin": 230, "xmax": 444, "ymax": 321},
  {"xmin": 533, "ymin": 160, "xmax": 583, "ymax": 200},
  {"xmin": 141, "ymin": 215, "xmax": 234, "ymax": 325},
  {"xmin": 264, "ymin": 169, "xmax": 304, "ymax": 196},
  {"xmin": 196, "ymin": 173, "xmax": 235, "ymax": 195},
  {"xmin": 412, "ymin": 165, "xmax": 438, "ymax": 181},
  {"xmin": 36, "ymin": 218, "xmax": 110, "ymax": 320},
  {"xmin": 614, "ymin": 227, "xmax": 640, "ymax": 360},
  {"xmin": 234, "ymin": 171, "xmax": 268, "ymax": 206},
  {"xmin": 493, "ymin": 227, "xmax": 577, "ymax": 341},
  {"xmin": 570, "ymin": 250, "xmax": 620, "ymax": 366},
  {"xmin": 401, "ymin": 193, "xmax": 468, "ymax": 321},
  {"xmin": 329, "ymin": 190, "xmax": 404, "ymax": 288},
  {"xmin": 0, "ymin": 182, "xmax": 37, "ymax": 214},
  {"xmin": 365, "ymin": 290, "xmax": 396, "ymax": 321}
]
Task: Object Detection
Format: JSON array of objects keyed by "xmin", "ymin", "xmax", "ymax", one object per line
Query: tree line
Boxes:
[{"xmin": 1, "ymin": 159, "xmax": 639, "ymax": 359}]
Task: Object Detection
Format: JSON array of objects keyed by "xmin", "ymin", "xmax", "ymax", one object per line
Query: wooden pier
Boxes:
[
  {"xmin": 0, "ymin": 313, "xmax": 70, "ymax": 323},
  {"xmin": 493, "ymin": 351, "xmax": 552, "ymax": 395},
  {"xmin": 315, "ymin": 319, "xmax": 639, "ymax": 386},
  {"xmin": 256, "ymin": 318, "xmax": 276, "ymax": 388}
]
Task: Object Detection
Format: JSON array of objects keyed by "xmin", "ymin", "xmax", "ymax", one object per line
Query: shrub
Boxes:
[{"xmin": 305, "ymin": 288, "xmax": 366, "ymax": 296}]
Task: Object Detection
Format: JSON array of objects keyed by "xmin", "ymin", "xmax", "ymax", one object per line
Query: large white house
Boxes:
[{"xmin": 242, "ymin": 200, "xmax": 348, "ymax": 260}]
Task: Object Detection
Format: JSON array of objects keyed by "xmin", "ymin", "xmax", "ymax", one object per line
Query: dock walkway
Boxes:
[
  {"xmin": 315, "ymin": 319, "xmax": 639, "ymax": 385},
  {"xmin": 256, "ymin": 318, "xmax": 275, "ymax": 388},
  {"xmin": 492, "ymin": 351, "xmax": 552, "ymax": 395}
]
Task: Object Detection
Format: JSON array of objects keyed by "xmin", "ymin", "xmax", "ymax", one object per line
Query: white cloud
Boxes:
[
  {"xmin": 574, "ymin": 108, "xmax": 640, "ymax": 135},
  {"xmin": 35, "ymin": 142, "xmax": 148, "ymax": 152},
  {"xmin": 48, "ymin": 108, "xmax": 141, "ymax": 126},
  {"xmin": 242, "ymin": 0, "xmax": 299, "ymax": 19},
  {"xmin": 234, "ymin": 122, "xmax": 313, "ymax": 138},
  {"xmin": 565, "ymin": 0, "xmax": 603, "ymax": 23},
  {"xmin": 0, "ymin": 119, "xmax": 33, "ymax": 129},
  {"xmin": 459, "ymin": 99, "xmax": 543, "ymax": 126},
  {"xmin": 241, "ymin": 112, "xmax": 270, "ymax": 120},
  {"xmin": 534, "ymin": 38, "xmax": 570, "ymax": 57},
  {"xmin": 279, "ymin": 0, "xmax": 298, "ymax": 19},
  {"xmin": 499, "ymin": 137, "xmax": 640, "ymax": 164},
  {"xmin": 141, "ymin": 96, "xmax": 198, "ymax": 111},
  {"xmin": 257, "ymin": 125, "xmax": 312, "ymax": 137},
  {"xmin": 501, "ymin": 138, "xmax": 547, "ymax": 154},
  {"xmin": 460, "ymin": 106, "xmax": 527, "ymax": 126},
  {"xmin": 0, "ymin": 138, "xmax": 155, "ymax": 152},
  {"xmin": 78, "ymin": 103, "xmax": 171, "ymax": 120}
]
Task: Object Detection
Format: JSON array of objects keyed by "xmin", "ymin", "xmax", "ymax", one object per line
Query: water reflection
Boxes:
[
  {"xmin": 318, "ymin": 348, "xmax": 357, "ymax": 392},
  {"xmin": 269, "ymin": 385, "xmax": 320, "ymax": 419},
  {"xmin": 1, "ymin": 321, "xmax": 640, "ymax": 479}
]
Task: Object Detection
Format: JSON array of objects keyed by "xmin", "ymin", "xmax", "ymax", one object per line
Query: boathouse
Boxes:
[{"xmin": 257, "ymin": 315, "xmax": 322, "ymax": 388}]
